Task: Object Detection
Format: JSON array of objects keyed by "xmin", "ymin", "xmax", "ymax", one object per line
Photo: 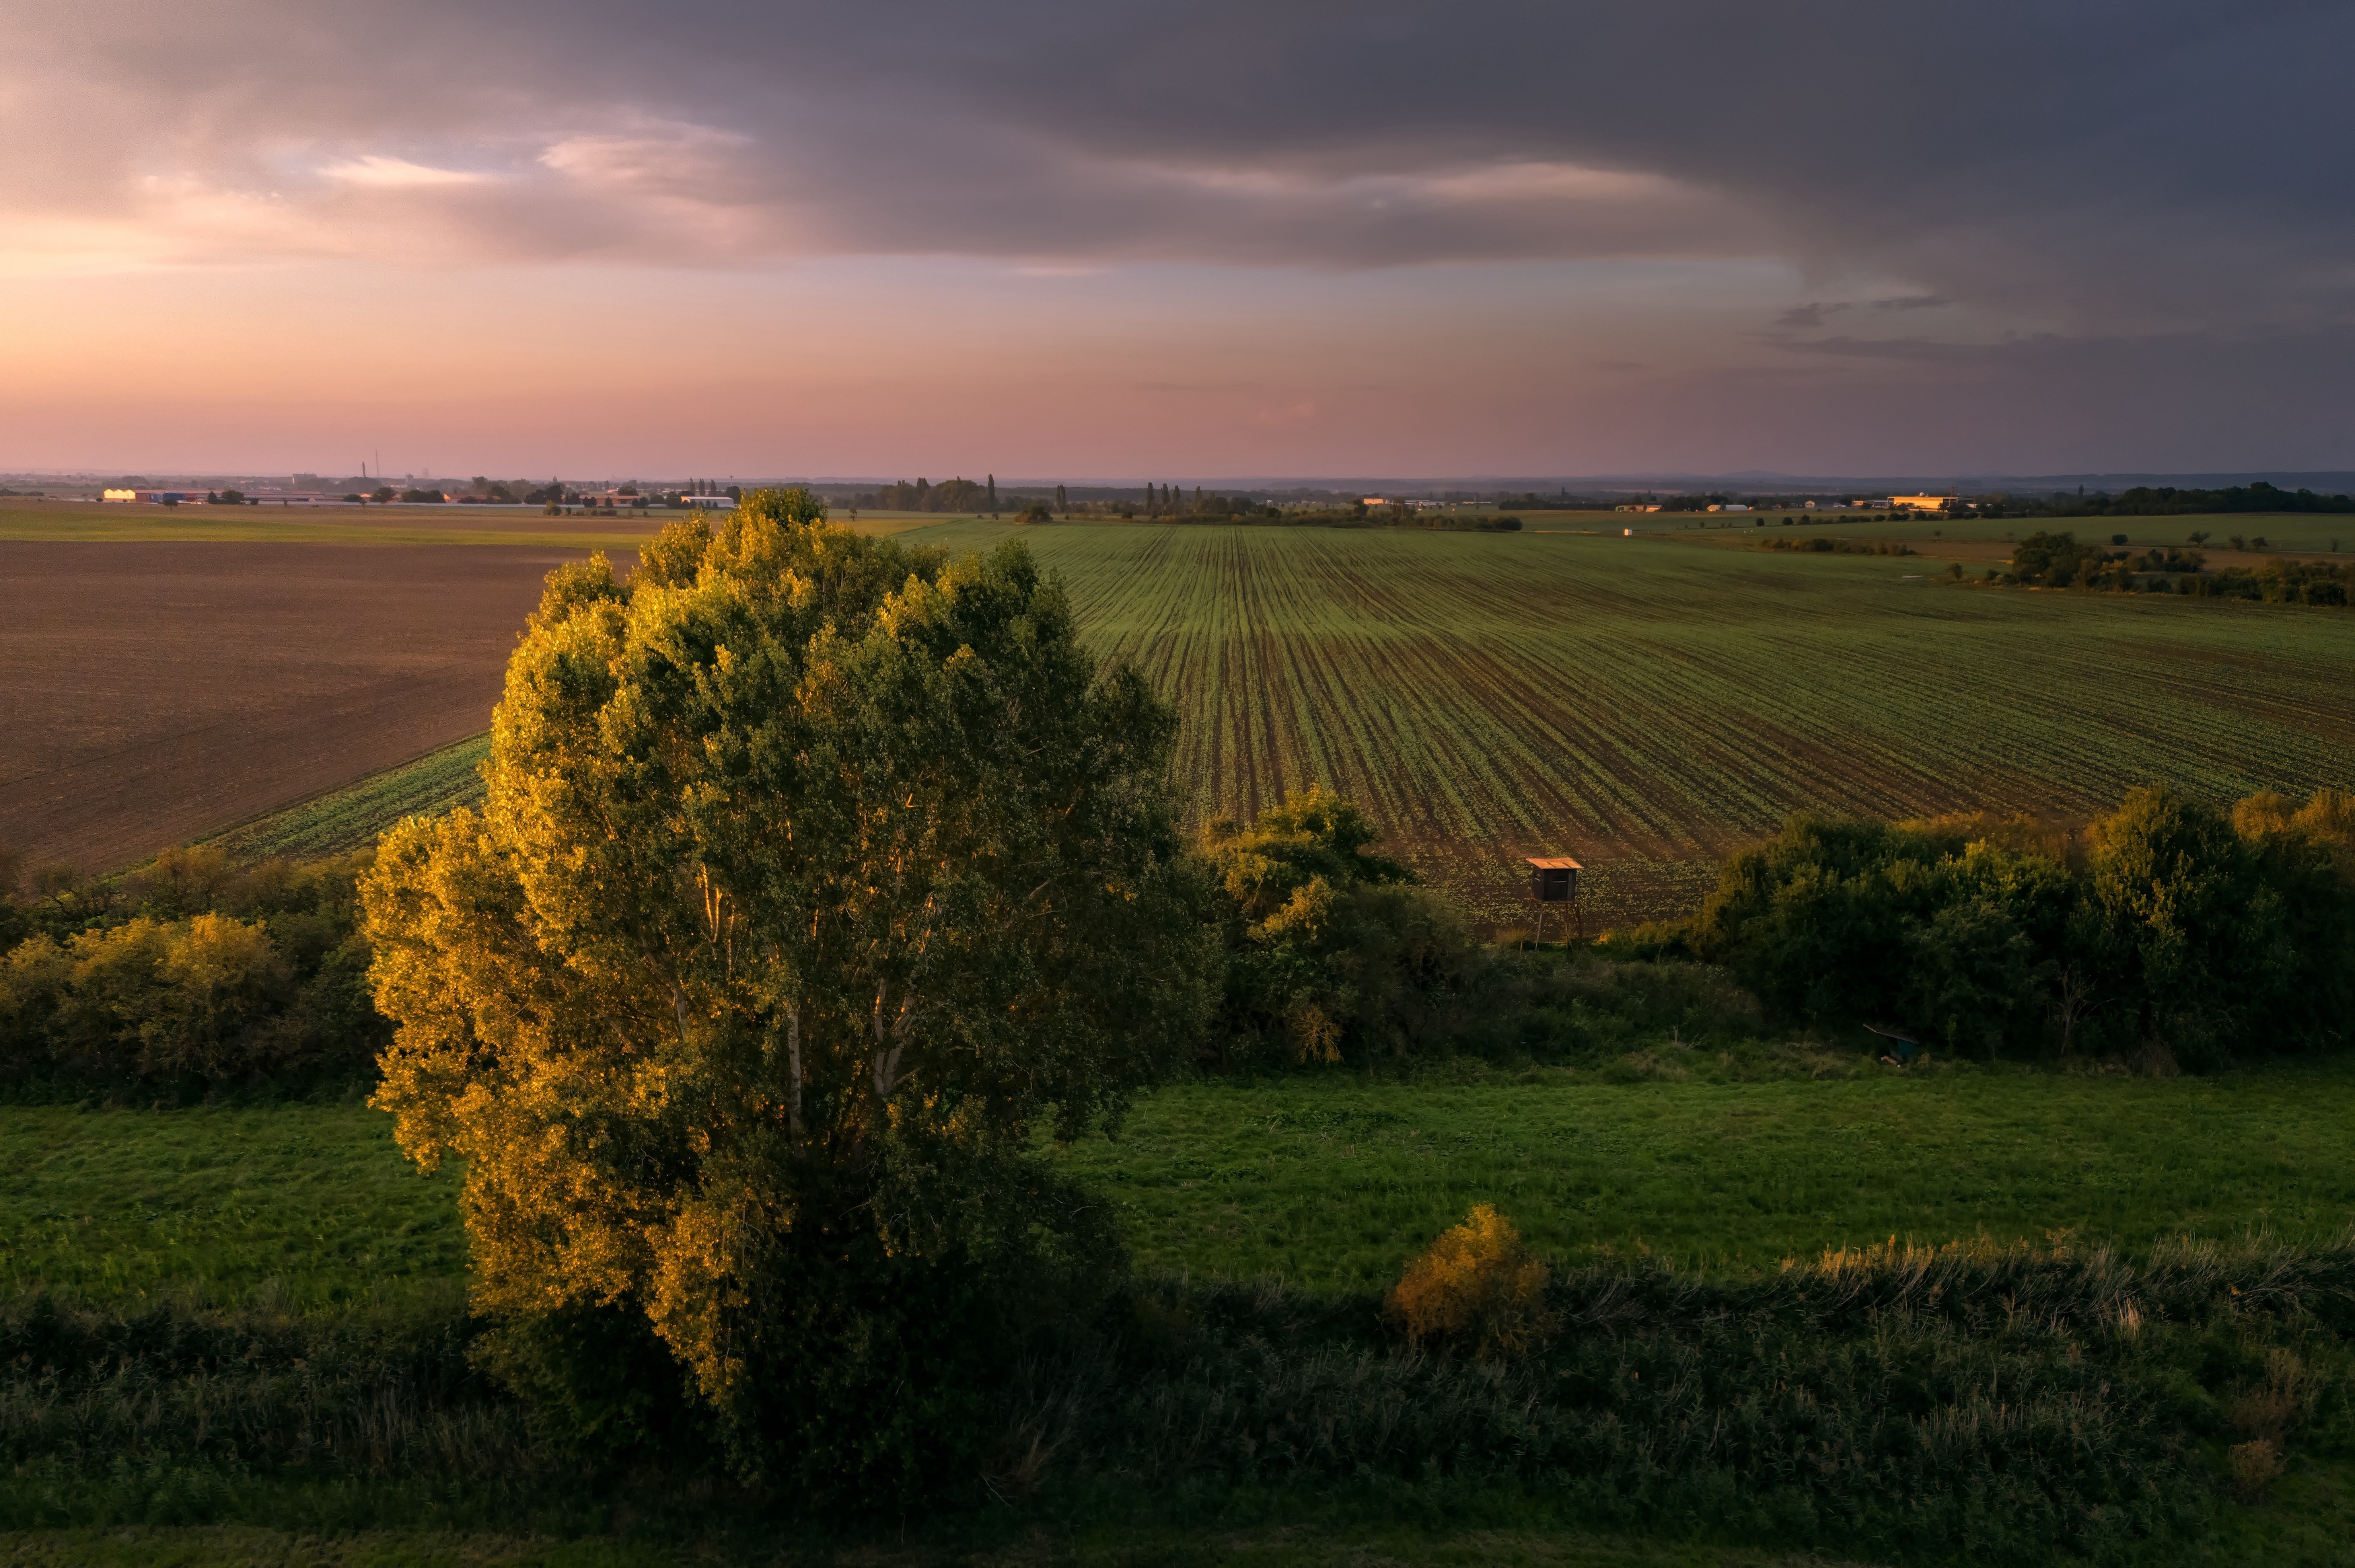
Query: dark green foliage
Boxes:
[
  {"xmin": 1392, "ymin": 950, "xmax": 1762, "ymax": 1063},
  {"xmin": 1760, "ymin": 535, "xmax": 1914, "ymax": 555},
  {"xmin": 1992, "ymin": 531, "xmax": 2355, "ymax": 605},
  {"xmin": 2177, "ymin": 557, "xmax": 2355, "ymax": 604},
  {"xmin": 1200, "ymin": 789, "xmax": 1760, "ymax": 1070},
  {"xmin": 2011, "ymin": 530, "xmax": 2102, "ymax": 586},
  {"xmin": 0, "ymin": 848, "xmax": 387, "ymax": 1094},
  {"xmin": 2068, "ymin": 480, "xmax": 2355, "ymax": 517},
  {"xmin": 853, "ymin": 476, "xmax": 994, "ymax": 512},
  {"xmin": 692, "ymin": 1232, "xmax": 1010, "ymax": 1509},
  {"xmin": 469, "ymin": 1301, "xmax": 709, "ymax": 1470},
  {"xmin": 1685, "ymin": 788, "xmax": 2355, "ymax": 1063},
  {"xmin": 0, "ymin": 1285, "xmax": 521, "ymax": 1528},
  {"xmin": 1199, "ymin": 786, "xmax": 1457, "ymax": 1065}
]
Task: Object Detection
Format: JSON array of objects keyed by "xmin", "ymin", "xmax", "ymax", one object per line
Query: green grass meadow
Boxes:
[
  {"xmin": 0, "ymin": 1100, "xmax": 461, "ymax": 1309},
  {"xmin": 9, "ymin": 1063, "xmax": 2355, "ymax": 1563},
  {"xmin": 1050, "ymin": 1060, "xmax": 2355, "ymax": 1289},
  {"xmin": 15, "ymin": 1059, "xmax": 2354, "ymax": 1310}
]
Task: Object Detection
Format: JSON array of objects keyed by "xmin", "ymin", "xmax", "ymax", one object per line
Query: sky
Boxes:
[{"xmin": 4, "ymin": 1, "xmax": 2352, "ymax": 481}]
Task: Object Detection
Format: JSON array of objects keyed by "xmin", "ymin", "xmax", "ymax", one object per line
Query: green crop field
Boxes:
[{"xmin": 902, "ymin": 520, "xmax": 2355, "ymax": 923}]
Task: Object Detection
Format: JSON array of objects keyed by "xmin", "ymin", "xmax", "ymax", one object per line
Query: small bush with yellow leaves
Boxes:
[{"xmin": 1388, "ymin": 1203, "xmax": 1556, "ymax": 1358}]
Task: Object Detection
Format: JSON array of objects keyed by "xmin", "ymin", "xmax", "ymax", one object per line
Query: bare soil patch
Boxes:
[{"xmin": 0, "ymin": 543, "xmax": 608, "ymax": 877}]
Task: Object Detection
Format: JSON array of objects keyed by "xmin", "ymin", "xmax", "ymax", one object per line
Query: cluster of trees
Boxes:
[
  {"xmin": 1998, "ymin": 531, "xmax": 2350, "ymax": 604},
  {"xmin": 0, "ymin": 846, "xmax": 382, "ymax": 1092},
  {"xmin": 852, "ymin": 476, "xmax": 1003, "ymax": 513},
  {"xmin": 1928, "ymin": 482, "xmax": 2354, "ymax": 522},
  {"xmin": 1192, "ymin": 786, "xmax": 1746, "ymax": 1070},
  {"xmin": 1490, "ymin": 490, "xmax": 1621, "ymax": 510},
  {"xmin": 2050, "ymin": 482, "xmax": 2355, "ymax": 517},
  {"xmin": 1621, "ymin": 788, "xmax": 2355, "ymax": 1068},
  {"xmin": 2175, "ymin": 560, "xmax": 2351, "ymax": 604},
  {"xmin": 1760, "ymin": 536, "xmax": 1915, "ymax": 556},
  {"xmin": 1049, "ymin": 484, "xmax": 1284, "ymax": 522}
]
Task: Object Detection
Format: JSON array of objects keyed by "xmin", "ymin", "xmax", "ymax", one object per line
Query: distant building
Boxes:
[
  {"xmin": 1361, "ymin": 496, "xmax": 1387, "ymax": 507},
  {"xmin": 1889, "ymin": 494, "xmax": 1957, "ymax": 511}
]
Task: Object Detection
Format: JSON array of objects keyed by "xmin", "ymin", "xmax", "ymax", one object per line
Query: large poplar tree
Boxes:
[{"xmin": 362, "ymin": 489, "xmax": 1212, "ymax": 1489}]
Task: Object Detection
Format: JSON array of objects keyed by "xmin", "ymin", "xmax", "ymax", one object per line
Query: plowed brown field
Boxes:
[{"xmin": 0, "ymin": 544, "xmax": 595, "ymax": 876}]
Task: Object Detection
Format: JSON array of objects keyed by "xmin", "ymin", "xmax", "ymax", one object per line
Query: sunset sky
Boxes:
[{"xmin": 6, "ymin": 1, "xmax": 2350, "ymax": 480}]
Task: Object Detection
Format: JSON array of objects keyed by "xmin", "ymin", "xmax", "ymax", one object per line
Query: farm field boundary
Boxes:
[
  {"xmin": 203, "ymin": 733, "xmax": 490, "ymax": 862},
  {"xmin": 0, "ymin": 543, "xmax": 593, "ymax": 875}
]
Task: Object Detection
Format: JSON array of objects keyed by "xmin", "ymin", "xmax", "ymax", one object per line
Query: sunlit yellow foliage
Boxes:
[
  {"xmin": 1388, "ymin": 1203, "xmax": 1556, "ymax": 1358},
  {"xmin": 361, "ymin": 489, "xmax": 1214, "ymax": 1417}
]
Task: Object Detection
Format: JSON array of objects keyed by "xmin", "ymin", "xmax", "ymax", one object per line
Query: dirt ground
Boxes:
[{"xmin": 0, "ymin": 543, "xmax": 614, "ymax": 878}]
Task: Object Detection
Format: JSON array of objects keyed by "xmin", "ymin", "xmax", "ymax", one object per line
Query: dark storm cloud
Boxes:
[{"xmin": 11, "ymin": 1, "xmax": 2353, "ymax": 337}]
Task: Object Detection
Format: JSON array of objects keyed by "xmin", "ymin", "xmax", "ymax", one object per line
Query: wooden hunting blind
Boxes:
[
  {"xmin": 1527, "ymin": 857, "xmax": 1580, "ymax": 902},
  {"xmin": 1524, "ymin": 856, "xmax": 1583, "ymax": 942}
]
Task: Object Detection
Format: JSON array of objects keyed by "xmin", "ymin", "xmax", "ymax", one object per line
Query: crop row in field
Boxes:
[
  {"xmin": 205, "ymin": 734, "xmax": 489, "ymax": 862},
  {"xmin": 910, "ymin": 521, "xmax": 2355, "ymax": 923}
]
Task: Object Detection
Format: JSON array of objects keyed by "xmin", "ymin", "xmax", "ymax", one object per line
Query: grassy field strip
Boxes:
[
  {"xmin": 204, "ymin": 734, "xmax": 491, "ymax": 862},
  {"xmin": 1049, "ymin": 1062, "xmax": 2355, "ymax": 1292},
  {"xmin": 908, "ymin": 521, "xmax": 2355, "ymax": 921},
  {"xmin": 12, "ymin": 1063, "xmax": 2353, "ymax": 1306}
]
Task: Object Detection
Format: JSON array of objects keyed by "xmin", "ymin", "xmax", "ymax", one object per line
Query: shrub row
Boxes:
[
  {"xmin": 7, "ymin": 780, "xmax": 2349, "ymax": 1089},
  {"xmin": 0, "ymin": 847, "xmax": 384, "ymax": 1094},
  {"xmin": 1196, "ymin": 786, "xmax": 1757, "ymax": 1070},
  {"xmin": 1610, "ymin": 786, "xmax": 2355, "ymax": 1068}
]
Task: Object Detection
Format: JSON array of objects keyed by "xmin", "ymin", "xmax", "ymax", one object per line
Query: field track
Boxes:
[
  {"xmin": 914, "ymin": 521, "xmax": 2355, "ymax": 923},
  {"xmin": 0, "ymin": 543, "xmax": 592, "ymax": 876}
]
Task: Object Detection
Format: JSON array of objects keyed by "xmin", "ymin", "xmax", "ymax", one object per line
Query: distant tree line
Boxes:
[
  {"xmin": 1988, "ymin": 530, "xmax": 2352, "ymax": 605},
  {"xmin": 2041, "ymin": 481, "xmax": 2355, "ymax": 517},
  {"xmin": 1760, "ymin": 536, "xmax": 1915, "ymax": 556},
  {"xmin": 852, "ymin": 475, "xmax": 1003, "ymax": 512}
]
